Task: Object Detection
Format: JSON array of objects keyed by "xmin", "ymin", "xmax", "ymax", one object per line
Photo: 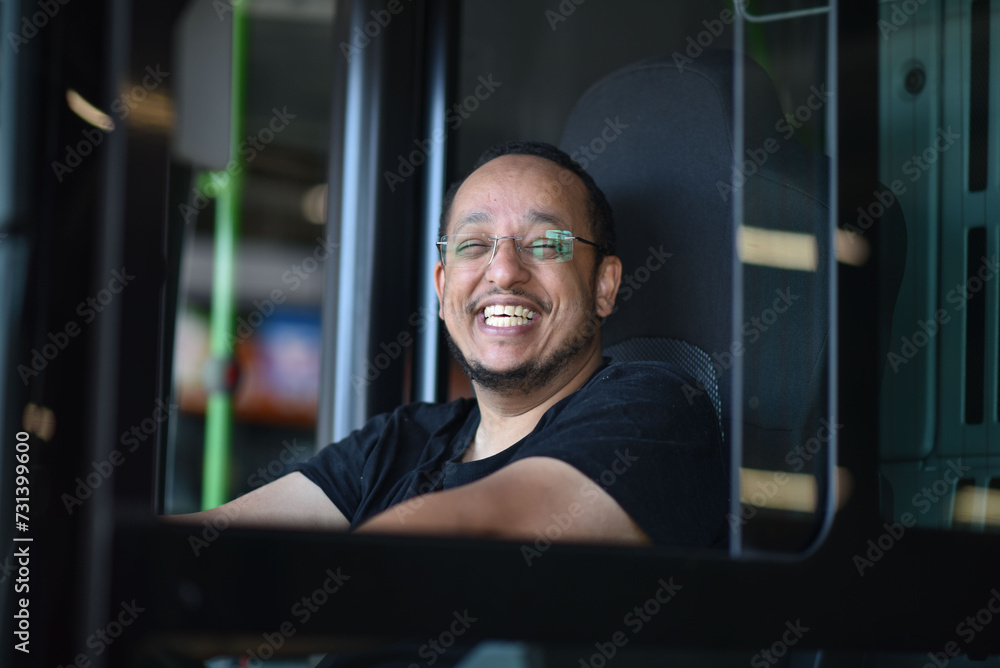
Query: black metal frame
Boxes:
[
  {"xmin": 4, "ymin": 0, "xmax": 998, "ymax": 665},
  {"xmin": 108, "ymin": 1, "xmax": 999, "ymax": 663}
]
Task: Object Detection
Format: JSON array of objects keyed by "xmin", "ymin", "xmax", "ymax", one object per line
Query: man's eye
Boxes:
[
  {"xmin": 527, "ymin": 240, "xmax": 566, "ymax": 259},
  {"xmin": 455, "ymin": 242, "xmax": 490, "ymax": 257}
]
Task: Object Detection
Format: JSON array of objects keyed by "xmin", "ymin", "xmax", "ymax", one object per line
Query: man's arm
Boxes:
[
  {"xmin": 163, "ymin": 471, "xmax": 350, "ymax": 532},
  {"xmin": 354, "ymin": 456, "xmax": 650, "ymax": 544}
]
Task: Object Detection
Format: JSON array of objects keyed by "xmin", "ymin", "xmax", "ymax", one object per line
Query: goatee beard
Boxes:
[{"xmin": 443, "ymin": 311, "xmax": 601, "ymax": 396}]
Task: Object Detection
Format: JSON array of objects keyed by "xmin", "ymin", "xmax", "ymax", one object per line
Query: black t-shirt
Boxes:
[{"xmin": 295, "ymin": 360, "xmax": 728, "ymax": 547}]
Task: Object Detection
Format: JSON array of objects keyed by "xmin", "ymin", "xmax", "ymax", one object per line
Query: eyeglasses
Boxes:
[{"xmin": 437, "ymin": 230, "xmax": 601, "ymax": 268}]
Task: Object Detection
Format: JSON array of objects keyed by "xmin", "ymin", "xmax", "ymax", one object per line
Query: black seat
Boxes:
[
  {"xmin": 559, "ymin": 50, "xmax": 836, "ymax": 540},
  {"xmin": 603, "ymin": 337, "xmax": 723, "ymax": 439},
  {"xmin": 561, "ymin": 49, "xmax": 908, "ymax": 547}
]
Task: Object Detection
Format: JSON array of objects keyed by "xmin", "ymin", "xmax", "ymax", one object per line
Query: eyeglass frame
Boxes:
[{"xmin": 436, "ymin": 231, "xmax": 605, "ymax": 268}]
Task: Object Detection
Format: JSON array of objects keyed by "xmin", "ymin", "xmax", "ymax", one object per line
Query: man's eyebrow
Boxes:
[
  {"xmin": 453, "ymin": 211, "xmax": 492, "ymax": 232},
  {"xmin": 453, "ymin": 209, "xmax": 567, "ymax": 232},
  {"xmin": 526, "ymin": 209, "xmax": 567, "ymax": 227}
]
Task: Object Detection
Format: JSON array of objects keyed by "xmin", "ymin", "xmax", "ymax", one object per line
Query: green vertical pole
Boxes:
[{"xmin": 201, "ymin": 3, "xmax": 249, "ymax": 510}]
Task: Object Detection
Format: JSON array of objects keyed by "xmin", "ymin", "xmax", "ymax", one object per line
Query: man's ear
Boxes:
[
  {"xmin": 433, "ymin": 260, "xmax": 446, "ymax": 319},
  {"xmin": 595, "ymin": 255, "xmax": 622, "ymax": 318}
]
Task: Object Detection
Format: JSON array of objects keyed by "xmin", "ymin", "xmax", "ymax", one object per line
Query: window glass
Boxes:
[
  {"xmin": 454, "ymin": 0, "xmax": 837, "ymax": 553},
  {"xmin": 165, "ymin": 0, "xmax": 335, "ymax": 513}
]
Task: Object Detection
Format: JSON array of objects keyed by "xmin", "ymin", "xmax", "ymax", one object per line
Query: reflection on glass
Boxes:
[
  {"xmin": 740, "ymin": 467, "xmax": 852, "ymax": 513},
  {"xmin": 739, "ymin": 226, "xmax": 819, "ymax": 272},
  {"xmin": 953, "ymin": 482, "xmax": 1000, "ymax": 528},
  {"xmin": 734, "ymin": 7, "xmax": 835, "ymax": 553},
  {"xmin": 834, "ymin": 229, "xmax": 871, "ymax": 267},
  {"xmin": 65, "ymin": 89, "xmax": 115, "ymax": 131}
]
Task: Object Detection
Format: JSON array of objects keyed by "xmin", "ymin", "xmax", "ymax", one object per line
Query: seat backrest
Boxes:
[
  {"xmin": 604, "ymin": 337, "xmax": 723, "ymax": 440},
  {"xmin": 560, "ymin": 49, "xmax": 832, "ymax": 474}
]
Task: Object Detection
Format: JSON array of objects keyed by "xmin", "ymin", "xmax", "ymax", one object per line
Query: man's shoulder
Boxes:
[
  {"xmin": 584, "ymin": 358, "xmax": 702, "ymax": 392},
  {"xmin": 565, "ymin": 359, "xmax": 720, "ymax": 433}
]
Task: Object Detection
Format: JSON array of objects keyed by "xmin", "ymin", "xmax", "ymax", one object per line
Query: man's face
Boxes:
[{"xmin": 434, "ymin": 154, "xmax": 621, "ymax": 395}]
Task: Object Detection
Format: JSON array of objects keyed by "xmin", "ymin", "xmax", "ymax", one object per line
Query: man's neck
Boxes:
[{"xmin": 462, "ymin": 347, "xmax": 606, "ymax": 462}]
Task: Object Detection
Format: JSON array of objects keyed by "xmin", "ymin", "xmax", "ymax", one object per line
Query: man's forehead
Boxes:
[
  {"xmin": 466, "ymin": 153, "xmax": 577, "ymax": 185},
  {"xmin": 450, "ymin": 154, "xmax": 587, "ymax": 223},
  {"xmin": 453, "ymin": 208, "xmax": 569, "ymax": 232}
]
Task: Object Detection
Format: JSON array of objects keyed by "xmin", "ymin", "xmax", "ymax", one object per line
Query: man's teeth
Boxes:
[{"xmin": 483, "ymin": 304, "xmax": 535, "ymax": 327}]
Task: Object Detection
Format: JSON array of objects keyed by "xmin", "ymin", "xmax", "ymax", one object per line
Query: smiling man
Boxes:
[{"xmin": 170, "ymin": 141, "xmax": 727, "ymax": 548}]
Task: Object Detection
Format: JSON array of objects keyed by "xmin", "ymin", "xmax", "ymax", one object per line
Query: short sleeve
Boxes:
[
  {"xmin": 509, "ymin": 362, "xmax": 728, "ymax": 547},
  {"xmin": 289, "ymin": 400, "xmax": 477, "ymax": 526},
  {"xmin": 291, "ymin": 413, "xmax": 390, "ymax": 522}
]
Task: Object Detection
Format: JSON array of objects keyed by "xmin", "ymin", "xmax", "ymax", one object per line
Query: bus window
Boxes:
[{"xmin": 160, "ymin": 0, "xmax": 841, "ymax": 555}]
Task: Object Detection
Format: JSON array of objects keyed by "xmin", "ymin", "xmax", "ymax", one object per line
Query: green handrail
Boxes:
[{"xmin": 201, "ymin": 3, "xmax": 249, "ymax": 510}]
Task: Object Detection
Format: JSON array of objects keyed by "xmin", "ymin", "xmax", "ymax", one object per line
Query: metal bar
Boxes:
[
  {"xmin": 414, "ymin": 0, "xmax": 450, "ymax": 404},
  {"xmin": 737, "ymin": 3, "xmax": 829, "ymax": 24},
  {"xmin": 316, "ymin": 4, "xmax": 351, "ymax": 448},
  {"xmin": 730, "ymin": 11, "xmax": 746, "ymax": 559},
  {"xmin": 809, "ymin": 0, "xmax": 840, "ymax": 556},
  {"xmin": 201, "ymin": 2, "xmax": 248, "ymax": 509},
  {"xmin": 80, "ymin": 0, "xmax": 130, "ymax": 659},
  {"xmin": 332, "ymin": 0, "xmax": 378, "ymax": 441}
]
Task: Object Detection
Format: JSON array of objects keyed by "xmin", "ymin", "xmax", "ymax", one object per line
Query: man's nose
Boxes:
[{"xmin": 485, "ymin": 238, "xmax": 531, "ymax": 286}]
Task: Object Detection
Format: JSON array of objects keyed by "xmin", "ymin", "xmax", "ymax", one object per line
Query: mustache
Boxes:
[{"xmin": 465, "ymin": 288, "xmax": 552, "ymax": 317}]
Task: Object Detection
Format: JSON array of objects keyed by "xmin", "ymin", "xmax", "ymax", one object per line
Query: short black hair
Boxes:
[{"xmin": 438, "ymin": 140, "xmax": 616, "ymax": 257}]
